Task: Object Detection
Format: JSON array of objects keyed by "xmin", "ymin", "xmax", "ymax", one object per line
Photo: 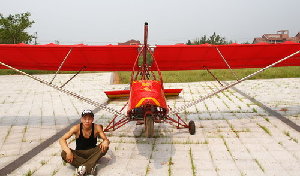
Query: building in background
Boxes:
[
  {"xmin": 253, "ymin": 30, "xmax": 300, "ymax": 44},
  {"xmin": 118, "ymin": 39, "xmax": 141, "ymax": 45}
]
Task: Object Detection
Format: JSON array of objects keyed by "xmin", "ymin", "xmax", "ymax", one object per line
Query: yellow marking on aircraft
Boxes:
[
  {"xmin": 107, "ymin": 94, "xmax": 130, "ymax": 98},
  {"xmin": 135, "ymin": 97, "xmax": 160, "ymax": 107},
  {"xmin": 142, "ymin": 87, "xmax": 151, "ymax": 91},
  {"xmin": 142, "ymin": 82, "xmax": 151, "ymax": 86}
]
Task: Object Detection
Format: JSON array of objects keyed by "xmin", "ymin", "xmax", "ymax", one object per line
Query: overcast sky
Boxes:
[{"xmin": 1, "ymin": 0, "xmax": 299, "ymax": 45}]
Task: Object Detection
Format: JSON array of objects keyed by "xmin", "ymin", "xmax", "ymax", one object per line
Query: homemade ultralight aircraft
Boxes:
[{"xmin": 1, "ymin": 23, "xmax": 300, "ymax": 137}]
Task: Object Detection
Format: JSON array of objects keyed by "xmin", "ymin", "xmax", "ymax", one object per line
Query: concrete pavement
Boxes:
[{"xmin": 0, "ymin": 73, "xmax": 299, "ymax": 176}]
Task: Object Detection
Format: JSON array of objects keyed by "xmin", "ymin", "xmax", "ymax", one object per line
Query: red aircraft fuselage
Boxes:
[{"xmin": 127, "ymin": 80, "xmax": 168, "ymax": 120}]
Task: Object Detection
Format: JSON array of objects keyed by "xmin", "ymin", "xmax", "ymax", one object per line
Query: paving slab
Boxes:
[{"xmin": 0, "ymin": 74, "xmax": 300, "ymax": 176}]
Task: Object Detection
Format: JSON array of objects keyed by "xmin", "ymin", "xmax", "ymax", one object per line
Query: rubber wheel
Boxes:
[
  {"xmin": 145, "ymin": 115, "xmax": 154, "ymax": 138},
  {"xmin": 189, "ymin": 120, "xmax": 196, "ymax": 135}
]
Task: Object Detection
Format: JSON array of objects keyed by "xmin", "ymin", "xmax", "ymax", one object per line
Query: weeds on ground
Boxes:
[
  {"xmin": 264, "ymin": 117, "xmax": 270, "ymax": 122},
  {"xmin": 168, "ymin": 157, "xmax": 173, "ymax": 176},
  {"xmin": 255, "ymin": 159, "xmax": 265, "ymax": 172},
  {"xmin": 284, "ymin": 130, "xmax": 290, "ymax": 137},
  {"xmin": 221, "ymin": 136, "xmax": 233, "ymax": 157},
  {"xmin": 257, "ymin": 123, "xmax": 272, "ymax": 136},
  {"xmin": 189, "ymin": 148, "xmax": 196, "ymax": 176},
  {"xmin": 284, "ymin": 130, "xmax": 299, "ymax": 143},
  {"xmin": 62, "ymin": 161, "xmax": 67, "ymax": 166},
  {"xmin": 252, "ymin": 108, "xmax": 258, "ymax": 113},
  {"xmin": 145, "ymin": 165, "xmax": 150, "ymax": 175},
  {"xmin": 40, "ymin": 160, "xmax": 47, "ymax": 166},
  {"xmin": 23, "ymin": 169, "xmax": 36, "ymax": 176},
  {"xmin": 51, "ymin": 169, "xmax": 58, "ymax": 176}
]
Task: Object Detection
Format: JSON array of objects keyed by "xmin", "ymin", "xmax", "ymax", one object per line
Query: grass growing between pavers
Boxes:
[
  {"xmin": 144, "ymin": 138, "xmax": 157, "ymax": 176},
  {"xmin": 227, "ymin": 123, "xmax": 268, "ymax": 176},
  {"xmin": 40, "ymin": 160, "xmax": 48, "ymax": 166},
  {"xmin": 264, "ymin": 117, "xmax": 270, "ymax": 122},
  {"xmin": 2, "ymin": 75, "xmax": 299, "ymax": 175},
  {"xmin": 145, "ymin": 165, "xmax": 151, "ymax": 176},
  {"xmin": 252, "ymin": 108, "xmax": 258, "ymax": 113},
  {"xmin": 23, "ymin": 169, "xmax": 36, "ymax": 176},
  {"xmin": 168, "ymin": 157, "xmax": 173, "ymax": 176},
  {"xmin": 161, "ymin": 138, "xmax": 208, "ymax": 145},
  {"xmin": 207, "ymin": 146, "xmax": 220, "ymax": 174},
  {"xmin": 226, "ymin": 120, "xmax": 240, "ymax": 138},
  {"xmin": 51, "ymin": 169, "xmax": 58, "ymax": 176},
  {"xmin": 283, "ymin": 130, "xmax": 299, "ymax": 143},
  {"xmin": 188, "ymin": 147, "xmax": 196, "ymax": 176},
  {"xmin": 221, "ymin": 136, "xmax": 233, "ymax": 157},
  {"xmin": 221, "ymin": 136, "xmax": 246, "ymax": 176},
  {"xmin": 21, "ymin": 126, "xmax": 28, "ymax": 142},
  {"xmin": 3, "ymin": 126, "xmax": 13, "ymax": 143},
  {"xmin": 254, "ymin": 159, "xmax": 265, "ymax": 173},
  {"xmin": 257, "ymin": 123, "xmax": 272, "ymax": 136}
]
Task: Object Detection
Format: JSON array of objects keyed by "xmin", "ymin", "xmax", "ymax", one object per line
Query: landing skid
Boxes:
[{"xmin": 104, "ymin": 105, "xmax": 196, "ymax": 136}]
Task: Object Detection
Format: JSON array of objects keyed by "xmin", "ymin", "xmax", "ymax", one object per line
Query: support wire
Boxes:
[
  {"xmin": 50, "ymin": 48, "xmax": 73, "ymax": 84},
  {"xmin": 0, "ymin": 61, "xmax": 126, "ymax": 117},
  {"xmin": 171, "ymin": 49, "xmax": 300, "ymax": 114}
]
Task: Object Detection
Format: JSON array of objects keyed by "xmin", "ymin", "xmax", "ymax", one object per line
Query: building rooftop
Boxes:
[{"xmin": 253, "ymin": 30, "xmax": 300, "ymax": 44}]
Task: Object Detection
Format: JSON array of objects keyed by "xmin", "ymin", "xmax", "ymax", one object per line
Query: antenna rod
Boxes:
[{"xmin": 142, "ymin": 22, "xmax": 148, "ymax": 79}]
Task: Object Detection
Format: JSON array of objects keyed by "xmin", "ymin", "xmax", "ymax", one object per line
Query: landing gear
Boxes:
[
  {"xmin": 188, "ymin": 120, "xmax": 196, "ymax": 135},
  {"xmin": 145, "ymin": 114, "xmax": 154, "ymax": 138}
]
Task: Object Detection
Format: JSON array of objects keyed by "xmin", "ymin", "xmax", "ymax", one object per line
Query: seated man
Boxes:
[{"xmin": 59, "ymin": 109, "xmax": 110, "ymax": 176}]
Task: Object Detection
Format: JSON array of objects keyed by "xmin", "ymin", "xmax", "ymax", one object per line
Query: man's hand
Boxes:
[
  {"xmin": 99, "ymin": 140, "xmax": 109, "ymax": 153},
  {"xmin": 66, "ymin": 151, "xmax": 74, "ymax": 163},
  {"xmin": 59, "ymin": 125, "xmax": 78, "ymax": 163}
]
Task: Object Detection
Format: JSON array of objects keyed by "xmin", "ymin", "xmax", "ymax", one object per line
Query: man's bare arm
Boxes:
[
  {"xmin": 96, "ymin": 125, "xmax": 110, "ymax": 152},
  {"xmin": 97, "ymin": 125, "xmax": 109, "ymax": 141},
  {"xmin": 59, "ymin": 125, "xmax": 78, "ymax": 154}
]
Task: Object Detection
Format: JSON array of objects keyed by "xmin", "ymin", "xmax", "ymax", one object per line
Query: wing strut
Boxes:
[
  {"xmin": 171, "ymin": 49, "xmax": 300, "ymax": 114},
  {"xmin": 50, "ymin": 48, "xmax": 73, "ymax": 84},
  {"xmin": 215, "ymin": 47, "xmax": 239, "ymax": 80},
  {"xmin": 60, "ymin": 66, "xmax": 86, "ymax": 88},
  {"xmin": 0, "ymin": 61, "xmax": 126, "ymax": 117},
  {"xmin": 203, "ymin": 66, "xmax": 224, "ymax": 86}
]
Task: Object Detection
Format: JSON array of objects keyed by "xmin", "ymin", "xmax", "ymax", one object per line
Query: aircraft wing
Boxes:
[
  {"xmin": 1, "ymin": 42, "xmax": 300, "ymax": 71},
  {"xmin": 153, "ymin": 42, "xmax": 300, "ymax": 70},
  {"xmin": 0, "ymin": 44, "xmax": 139, "ymax": 71}
]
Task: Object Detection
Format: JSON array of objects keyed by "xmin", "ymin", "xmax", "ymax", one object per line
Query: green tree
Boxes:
[
  {"xmin": 186, "ymin": 40, "xmax": 192, "ymax": 45},
  {"xmin": 0, "ymin": 12, "xmax": 36, "ymax": 44},
  {"xmin": 187, "ymin": 32, "xmax": 233, "ymax": 45},
  {"xmin": 241, "ymin": 41, "xmax": 250, "ymax": 44}
]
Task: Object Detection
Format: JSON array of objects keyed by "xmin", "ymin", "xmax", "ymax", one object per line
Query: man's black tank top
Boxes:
[{"xmin": 76, "ymin": 123, "xmax": 97, "ymax": 150}]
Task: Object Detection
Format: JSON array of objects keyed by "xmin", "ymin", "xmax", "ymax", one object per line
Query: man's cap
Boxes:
[{"xmin": 81, "ymin": 109, "xmax": 94, "ymax": 117}]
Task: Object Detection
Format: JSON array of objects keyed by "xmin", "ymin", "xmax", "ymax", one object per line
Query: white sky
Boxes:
[{"xmin": 1, "ymin": 0, "xmax": 299, "ymax": 45}]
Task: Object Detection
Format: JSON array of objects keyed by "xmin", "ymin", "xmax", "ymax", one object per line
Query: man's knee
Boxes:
[
  {"xmin": 103, "ymin": 147, "xmax": 109, "ymax": 155},
  {"xmin": 61, "ymin": 150, "xmax": 67, "ymax": 161},
  {"xmin": 96, "ymin": 145, "xmax": 109, "ymax": 153},
  {"xmin": 100, "ymin": 147, "xmax": 109, "ymax": 157}
]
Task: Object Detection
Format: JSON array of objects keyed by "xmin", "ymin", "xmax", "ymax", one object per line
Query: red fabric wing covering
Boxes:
[
  {"xmin": 1, "ymin": 43, "xmax": 300, "ymax": 71},
  {"xmin": 0, "ymin": 44, "xmax": 139, "ymax": 71},
  {"xmin": 153, "ymin": 43, "xmax": 300, "ymax": 70}
]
